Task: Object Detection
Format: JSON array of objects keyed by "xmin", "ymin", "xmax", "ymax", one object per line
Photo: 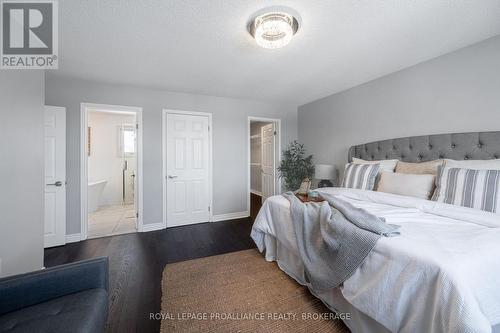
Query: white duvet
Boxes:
[{"xmin": 251, "ymin": 188, "xmax": 500, "ymax": 333}]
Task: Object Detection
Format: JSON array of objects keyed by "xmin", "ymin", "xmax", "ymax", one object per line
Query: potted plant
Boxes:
[{"xmin": 278, "ymin": 141, "xmax": 314, "ymax": 191}]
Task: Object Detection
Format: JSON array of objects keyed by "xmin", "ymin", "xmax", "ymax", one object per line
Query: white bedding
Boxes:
[{"xmin": 251, "ymin": 188, "xmax": 500, "ymax": 333}]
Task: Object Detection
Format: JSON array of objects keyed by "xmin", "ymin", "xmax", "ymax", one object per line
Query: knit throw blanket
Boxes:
[{"xmin": 283, "ymin": 192, "xmax": 400, "ymax": 291}]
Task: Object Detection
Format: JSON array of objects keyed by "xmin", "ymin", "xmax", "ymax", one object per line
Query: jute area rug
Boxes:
[{"xmin": 160, "ymin": 249, "xmax": 350, "ymax": 333}]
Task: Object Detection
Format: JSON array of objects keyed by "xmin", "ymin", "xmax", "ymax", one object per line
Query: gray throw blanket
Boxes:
[{"xmin": 283, "ymin": 192, "xmax": 400, "ymax": 291}]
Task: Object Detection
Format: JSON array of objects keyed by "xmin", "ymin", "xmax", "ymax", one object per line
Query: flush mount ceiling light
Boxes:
[{"xmin": 249, "ymin": 9, "xmax": 299, "ymax": 49}]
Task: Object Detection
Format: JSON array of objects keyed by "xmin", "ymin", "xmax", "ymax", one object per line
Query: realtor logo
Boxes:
[{"xmin": 1, "ymin": 0, "xmax": 58, "ymax": 69}]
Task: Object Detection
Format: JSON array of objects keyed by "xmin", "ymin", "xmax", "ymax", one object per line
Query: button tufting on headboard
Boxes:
[{"xmin": 348, "ymin": 131, "xmax": 500, "ymax": 162}]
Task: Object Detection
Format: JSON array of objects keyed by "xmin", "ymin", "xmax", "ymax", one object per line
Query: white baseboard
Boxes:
[
  {"xmin": 66, "ymin": 233, "xmax": 82, "ymax": 243},
  {"xmin": 212, "ymin": 211, "xmax": 249, "ymax": 222},
  {"xmin": 139, "ymin": 222, "xmax": 165, "ymax": 233}
]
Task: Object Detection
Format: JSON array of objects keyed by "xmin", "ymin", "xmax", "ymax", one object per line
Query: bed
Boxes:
[{"xmin": 251, "ymin": 131, "xmax": 500, "ymax": 333}]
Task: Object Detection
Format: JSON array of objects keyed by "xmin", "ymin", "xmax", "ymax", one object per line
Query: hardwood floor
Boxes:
[
  {"xmin": 44, "ymin": 218, "xmax": 256, "ymax": 333},
  {"xmin": 250, "ymin": 192, "xmax": 262, "ymax": 221}
]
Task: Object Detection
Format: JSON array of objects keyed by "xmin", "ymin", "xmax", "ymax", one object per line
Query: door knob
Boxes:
[
  {"xmin": 168, "ymin": 175, "xmax": 178, "ymax": 179},
  {"xmin": 47, "ymin": 181, "xmax": 63, "ymax": 187}
]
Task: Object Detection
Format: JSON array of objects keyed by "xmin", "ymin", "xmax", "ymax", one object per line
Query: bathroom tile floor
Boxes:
[{"xmin": 88, "ymin": 204, "xmax": 137, "ymax": 239}]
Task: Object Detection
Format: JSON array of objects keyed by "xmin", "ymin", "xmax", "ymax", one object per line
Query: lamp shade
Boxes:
[{"xmin": 315, "ymin": 164, "xmax": 336, "ymax": 180}]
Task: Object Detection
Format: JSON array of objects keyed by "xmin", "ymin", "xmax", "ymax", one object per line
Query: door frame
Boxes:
[
  {"xmin": 80, "ymin": 103, "xmax": 144, "ymax": 240},
  {"xmin": 247, "ymin": 117, "xmax": 281, "ymax": 213},
  {"xmin": 162, "ymin": 109, "xmax": 213, "ymax": 228}
]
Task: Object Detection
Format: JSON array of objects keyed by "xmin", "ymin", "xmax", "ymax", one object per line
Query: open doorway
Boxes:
[
  {"xmin": 81, "ymin": 103, "xmax": 143, "ymax": 239},
  {"xmin": 248, "ymin": 117, "xmax": 281, "ymax": 221}
]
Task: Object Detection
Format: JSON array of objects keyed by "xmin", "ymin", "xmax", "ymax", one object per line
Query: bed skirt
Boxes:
[
  {"xmin": 258, "ymin": 232, "xmax": 500, "ymax": 333},
  {"xmin": 259, "ymin": 233, "xmax": 390, "ymax": 333}
]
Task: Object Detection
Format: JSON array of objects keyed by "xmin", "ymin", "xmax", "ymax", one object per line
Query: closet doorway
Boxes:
[{"xmin": 247, "ymin": 117, "xmax": 281, "ymax": 221}]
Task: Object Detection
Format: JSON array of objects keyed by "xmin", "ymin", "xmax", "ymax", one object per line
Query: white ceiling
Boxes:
[{"xmin": 53, "ymin": 0, "xmax": 500, "ymax": 105}]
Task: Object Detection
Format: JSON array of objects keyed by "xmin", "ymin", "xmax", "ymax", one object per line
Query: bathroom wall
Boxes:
[{"xmin": 88, "ymin": 111, "xmax": 137, "ymax": 206}]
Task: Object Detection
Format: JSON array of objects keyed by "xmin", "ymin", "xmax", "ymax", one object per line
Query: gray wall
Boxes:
[
  {"xmin": 45, "ymin": 76, "xmax": 297, "ymax": 234},
  {"xmin": 0, "ymin": 72, "xmax": 45, "ymax": 277},
  {"xmin": 298, "ymin": 35, "xmax": 500, "ymax": 179}
]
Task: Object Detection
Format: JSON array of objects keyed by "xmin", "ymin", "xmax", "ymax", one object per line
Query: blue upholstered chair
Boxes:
[{"xmin": 0, "ymin": 257, "xmax": 109, "ymax": 333}]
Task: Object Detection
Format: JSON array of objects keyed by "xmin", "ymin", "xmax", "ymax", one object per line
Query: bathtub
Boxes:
[{"xmin": 88, "ymin": 180, "xmax": 107, "ymax": 213}]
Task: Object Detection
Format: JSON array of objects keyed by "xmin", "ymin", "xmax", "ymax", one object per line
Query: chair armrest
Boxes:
[{"xmin": 0, "ymin": 257, "xmax": 108, "ymax": 315}]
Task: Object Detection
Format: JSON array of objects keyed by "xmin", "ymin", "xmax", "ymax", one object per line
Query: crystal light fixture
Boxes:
[{"xmin": 250, "ymin": 11, "xmax": 299, "ymax": 49}]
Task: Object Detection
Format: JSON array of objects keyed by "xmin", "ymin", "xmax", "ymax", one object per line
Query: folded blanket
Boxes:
[{"xmin": 283, "ymin": 192, "xmax": 399, "ymax": 291}]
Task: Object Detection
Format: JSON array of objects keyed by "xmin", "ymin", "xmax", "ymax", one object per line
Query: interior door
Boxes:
[
  {"xmin": 134, "ymin": 123, "xmax": 138, "ymax": 229},
  {"xmin": 44, "ymin": 106, "xmax": 66, "ymax": 248},
  {"xmin": 131, "ymin": 123, "xmax": 138, "ymax": 229},
  {"xmin": 261, "ymin": 123, "xmax": 275, "ymax": 203},
  {"xmin": 166, "ymin": 113, "xmax": 210, "ymax": 227}
]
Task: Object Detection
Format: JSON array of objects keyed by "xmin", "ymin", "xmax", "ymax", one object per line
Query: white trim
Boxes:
[
  {"xmin": 212, "ymin": 211, "xmax": 249, "ymax": 222},
  {"xmin": 80, "ymin": 106, "xmax": 88, "ymax": 240},
  {"xmin": 140, "ymin": 222, "xmax": 165, "ymax": 233},
  {"xmin": 247, "ymin": 117, "xmax": 282, "ymax": 214},
  {"xmin": 162, "ymin": 109, "xmax": 214, "ymax": 227},
  {"xmin": 80, "ymin": 103, "xmax": 144, "ymax": 240},
  {"xmin": 162, "ymin": 110, "xmax": 167, "ymax": 229},
  {"xmin": 66, "ymin": 233, "xmax": 81, "ymax": 243}
]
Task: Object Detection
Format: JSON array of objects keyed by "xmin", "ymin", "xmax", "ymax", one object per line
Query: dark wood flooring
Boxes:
[
  {"xmin": 250, "ymin": 192, "xmax": 262, "ymax": 221},
  {"xmin": 44, "ymin": 218, "xmax": 256, "ymax": 333}
]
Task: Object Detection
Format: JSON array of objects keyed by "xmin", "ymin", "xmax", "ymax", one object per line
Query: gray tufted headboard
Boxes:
[{"xmin": 348, "ymin": 131, "xmax": 500, "ymax": 163}]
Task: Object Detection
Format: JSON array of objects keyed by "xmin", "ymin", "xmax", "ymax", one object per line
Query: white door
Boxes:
[
  {"xmin": 166, "ymin": 113, "xmax": 211, "ymax": 227},
  {"xmin": 134, "ymin": 124, "xmax": 138, "ymax": 229},
  {"xmin": 261, "ymin": 123, "xmax": 275, "ymax": 202},
  {"xmin": 44, "ymin": 106, "xmax": 66, "ymax": 247}
]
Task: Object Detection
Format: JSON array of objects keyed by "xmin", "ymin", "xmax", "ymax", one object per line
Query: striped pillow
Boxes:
[
  {"xmin": 433, "ymin": 167, "xmax": 500, "ymax": 213},
  {"xmin": 341, "ymin": 163, "xmax": 380, "ymax": 190}
]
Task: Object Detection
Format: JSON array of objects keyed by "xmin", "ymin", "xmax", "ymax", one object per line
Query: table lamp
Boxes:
[{"xmin": 315, "ymin": 164, "xmax": 337, "ymax": 188}]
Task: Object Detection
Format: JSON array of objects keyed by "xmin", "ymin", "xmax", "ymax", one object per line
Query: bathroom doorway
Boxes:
[{"xmin": 81, "ymin": 103, "xmax": 143, "ymax": 240}]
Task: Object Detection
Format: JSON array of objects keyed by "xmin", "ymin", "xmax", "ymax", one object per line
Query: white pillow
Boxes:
[
  {"xmin": 352, "ymin": 158, "xmax": 398, "ymax": 173},
  {"xmin": 443, "ymin": 159, "xmax": 500, "ymax": 170},
  {"xmin": 377, "ymin": 172, "xmax": 436, "ymax": 200}
]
